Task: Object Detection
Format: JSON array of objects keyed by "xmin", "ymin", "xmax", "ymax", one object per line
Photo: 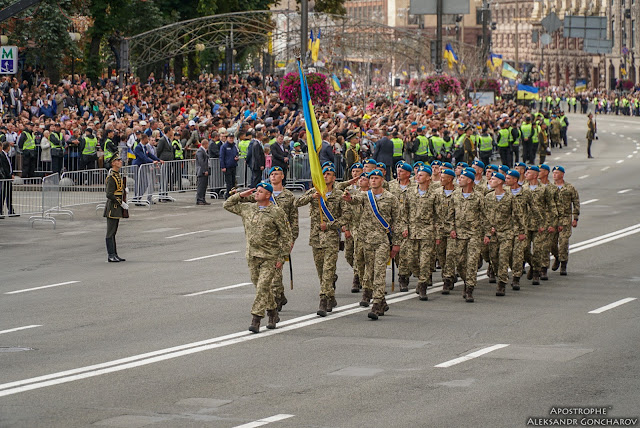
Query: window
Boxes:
[
  {"xmin": 633, "ymin": 20, "xmax": 636, "ymax": 48},
  {"xmin": 611, "ymin": 19, "xmax": 615, "ymax": 45}
]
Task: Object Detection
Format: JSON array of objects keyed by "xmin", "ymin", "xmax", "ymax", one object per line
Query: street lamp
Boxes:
[
  {"xmin": 68, "ymin": 31, "xmax": 81, "ymax": 84},
  {"xmin": 0, "ymin": 35, "xmax": 8, "ymax": 45}
]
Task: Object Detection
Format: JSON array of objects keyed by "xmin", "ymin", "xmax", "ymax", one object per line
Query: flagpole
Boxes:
[{"xmin": 301, "ymin": 0, "xmax": 308, "ymax": 61}]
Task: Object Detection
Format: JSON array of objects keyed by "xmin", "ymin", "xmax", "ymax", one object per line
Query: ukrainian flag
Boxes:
[
  {"xmin": 344, "ymin": 65, "xmax": 352, "ymax": 76},
  {"xmin": 443, "ymin": 43, "xmax": 458, "ymax": 69},
  {"xmin": 297, "ymin": 60, "xmax": 327, "ymax": 199},
  {"xmin": 308, "ymin": 30, "xmax": 314, "ymax": 53},
  {"xmin": 501, "ymin": 62, "xmax": 519, "ymax": 80},
  {"xmin": 487, "ymin": 53, "xmax": 503, "ymax": 72},
  {"xmin": 312, "ymin": 29, "xmax": 321, "ymax": 62},
  {"xmin": 517, "ymin": 84, "xmax": 540, "ymax": 100},
  {"xmin": 331, "ymin": 73, "xmax": 341, "ymax": 92}
]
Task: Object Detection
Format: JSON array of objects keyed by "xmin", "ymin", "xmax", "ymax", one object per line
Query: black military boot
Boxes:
[
  {"xmin": 399, "ymin": 275, "xmax": 410, "ymax": 292},
  {"xmin": 527, "ymin": 267, "xmax": 534, "ymax": 280},
  {"xmin": 266, "ymin": 310, "xmax": 279, "ymax": 329},
  {"xmin": 360, "ymin": 289, "xmax": 372, "ymax": 307},
  {"xmin": 327, "ymin": 296, "xmax": 337, "ymax": 312},
  {"xmin": 462, "ymin": 284, "xmax": 468, "ymax": 300},
  {"xmin": 560, "ymin": 261, "xmax": 568, "ymax": 276},
  {"xmin": 248, "ymin": 315, "xmax": 262, "ymax": 333},
  {"xmin": 442, "ymin": 278, "xmax": 453, "ymax": 295},
  {"xmin": 540, "ymin": 267, "xmax": 549, "ymax": 281},
  {"xmin": 351, "ymin": 274, "xmax": 361, "ymax": 293},
  {"xmin": 465, "ymin": 287, "xmax": 475, "ymax": 303},
  {"xmin": 113, "ymin": 237, "xmax": 126, "ymax": 261},
  {"xmin": 418, "ymin": 282, "xmax": 429, "ymax": 301},
  {"xmin": 333, "ymin": 274, "xmax": 338, "ymax": 290},
  {"xmin": 106, "ymin": 238, "xmax": 119, "ymax": 263},
  {"xmin": 317, "ymin": 298, "xmax": 328, "ymax": 317},
  {"xmin": 381, "ymin": 298, "xmax": 389, "ymax": 314},
  {"xmin": 512, "ymin": 276, "xmax": 521, "ymax": 291},
  {"xmin": 488, "ymin": 265, "xmax": 496, "ymax": 283},
  {"xmin": 368, "ymin": 302, "xmax": 382, "ymax": 320},
  {"xmin": 496, "ymin": 281, "xmax": 506, "ymax": 297},
  {"xmin": 532, "ymin": 271, "xmax": 540, "ymax": 285},
  {"xmin": 552, "ymin": 258, "xmax": 560, "ymax": 271}
]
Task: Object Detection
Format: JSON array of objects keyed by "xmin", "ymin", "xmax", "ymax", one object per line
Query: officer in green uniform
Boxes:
[{"xmin": 104, "ymin": 155, "xmax": 128, "ymax": 263}]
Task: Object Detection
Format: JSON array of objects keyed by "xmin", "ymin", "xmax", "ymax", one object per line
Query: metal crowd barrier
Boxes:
[
  {"xmin": 28, "ymin": 173, "xmax": 73, "ymax": 229},
  {"xmin": 287, "ymin": 154, "xmax": 312, "ymax": 191},
  {"xmin": 1, "ymin": 176, "xmax": 44, "ymax": 216},
  {"xmin": 207, "ymin": 158, "xmax": 247, "ymax": 197},
  {"xmin": 59, "ymin": 168, "xmax": 108, "ymax": 208}
]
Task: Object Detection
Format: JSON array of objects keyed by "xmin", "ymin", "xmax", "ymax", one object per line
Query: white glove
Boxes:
[
  {"xmin": 121, "ymin": 202, "xmax": 129, "ymax": 210},
  {"xmin": 125, "ymin": 187, "xmax": 129, "ymax": 194}
]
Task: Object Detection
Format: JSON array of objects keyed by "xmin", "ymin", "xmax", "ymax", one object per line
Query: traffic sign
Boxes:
[
  {"xmin": 541, "ymin": 12, "xmax": 562, "ymax": 34},
  {"xmin": 541, "ymin": 34, "xmax": 552, "ymax": 46},
  {"xmin": 0, "ymin": 46, "xmax": 18, "ymax": 74}
]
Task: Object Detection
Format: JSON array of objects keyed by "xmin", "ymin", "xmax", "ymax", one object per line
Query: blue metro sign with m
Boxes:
[{"xmin": 0, "ymin": 46, "xmax": 18, "ymax": 74}]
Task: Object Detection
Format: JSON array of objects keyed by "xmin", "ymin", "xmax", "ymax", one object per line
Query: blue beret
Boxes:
[
  {"xmin": 539, "ymin": 164, "xmax": 550, "ymax": 172},
  {"xmin": 553, "ymin": 165, "xmax": 565, "ymax": 173},
  {"xmin": 442, "ymin": 169, "xmax": 456, "ymax": 177},
  {"xmin": 268, "ymin": 166, "xmax": 283, "ymax": 175},
  {"xmin": 398, "ymin": 162, "xmax": 412, "ymax": 172},
  {"xmin": 499, "ymin": 165, "xmax": 509, "ymax": 173},
  {"xmin": 350, "ymin": 162, "xmax": 363, "ymax": 170},
  {"xmin": 417, "ymin": 165, "xmax": 432, "ymax": 175},
  {"xmin": 461, "ymin": 170, "xmax": 475, "ymax": 181},
  {"xmin": 256, "ymin": 182, "xmax": 273, "ymax": 193},
  {"xmin": 322, "ymin": 161, "xmax": 335, "ymax": 168},
  {"xmin": 323, "ymin": 166, "xmax": 336, "ymax": 174},
  {"xmin": 487, "ymin": 164, "xmax": 499, "ymax": 172},
  {"xmin": 527, "ymin": 165, "xmax": 540, "ymax": 172},
  {"xmin": 413, "ymin": 161, "xmax": 425, "ymax": 168},
  {"xmin": 365, "ymin": 158, "xmax": 378, "ymax": 166},
  {"xmin": 515, "ymin": 162, "xmax": 527, "ymax": 168},
  {"xmin": 465, "ymin": 167, "xmax": 476, "ymax": 175},
  {"xmin": 376, "ymin": 162, "xmax": 386, "ymax": 169},
  {"xmin": 431, "ymin": 160, "xmax": 442, "ymax": 166},
  {"xmin": 457, "ymin": 162, "xmax": 469, "ymax": 168},
  {"xmin": 473, "ymin": 160, "xmax": 485, "ymax": 169},
  {"xmin": 492, "ymin": 172, "xmax": 506, "ymax": 181},
  {"xmin": 443, "ymin": 162, "xmax": 454, "ymax": 170},
  {"xmin": 369, "ymin": 169, "xmax": 383, "ymax": 177},
  {"xmin": 507, "ymin": 169, "xmax": 520, "ymax": 179}
]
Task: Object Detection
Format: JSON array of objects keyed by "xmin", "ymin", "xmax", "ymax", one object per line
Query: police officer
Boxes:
[
  {"xmin": 103, "ymin": 129, "xmax": 118, "ymax": 170},
  {"xmin": 104, "ymin": 155, "xmax": 128, "ymax": 263},
  {"xmin": 49, "ymin": 123, "xmax": 66, "ymax": 176},
  {"xmin": 79, "ymin": 128, "xmax": 99, "ymax": 170},
  {"xmin": 17, "ymin": 122, "xmax": 36, "ymax": 178}
]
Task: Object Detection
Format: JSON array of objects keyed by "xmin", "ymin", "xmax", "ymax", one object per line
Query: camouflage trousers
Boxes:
[
  {"xmin": 510, "ymin": 234, "xmax": 528, "ymax": 279},
  {"xmin": 489, "ymin": 232, "xmax": 513, "ymax": 284},
  {"xmin": 525, "ymin": 230, "xmax": 547, "ymax": 271},
  {"xmin": 396, "ymin": 236, "xmax": 412, "ymax": 277},
  {"xmin": 271, "ymin": 259, "xmax": 288, "ymax": 301},
  {"xmin": 312, "ymin": 246, "xmax": 339, "ymax": 298},
  {"xmin": 247, "ymin": 256, "xmax": 278, "ymax": 317},
  {"xmin": 450, "ymin": 236, "xmax": 482, "ymax": 289},
  {"xmin": 354, "ymin": 238, "xmax": 368, "ymax": 289},
  {"xmin": 541, "ymin": 229, "xmax": 556, "ymax": 269},
  {"xmin": 410, "ymin": 235, "xmax": 435, "ymax": 284},
  {"xmin": 345, "ymin": 235, "xmax": 355, "ymax": 268},
  {"xmin": 363, "ymin": 242, "xmax": 390, "ymax": 303},
  {"xmin": 481, "ymin": 243, "xmax": 491, "ymax": 270},
  {"xmin": 436, "ymin": 236, "xmax": 452, "ymax": 276},
  {"xmin": 552, "ymin": 223, "xmax": 572, "ymax": 262}
]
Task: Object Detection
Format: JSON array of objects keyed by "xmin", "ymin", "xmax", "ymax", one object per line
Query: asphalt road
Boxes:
[{"xmin": 1, "ymin": 112, "xmax": 639, "ymax": 428}]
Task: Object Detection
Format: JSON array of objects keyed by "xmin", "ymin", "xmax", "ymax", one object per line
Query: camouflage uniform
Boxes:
[
  {"xmin": 444, "ymin": 188, "xmax": 486, "ymax": 294},
  {"xmin": 296, "ymin": 188, "xmax": 349, "ymax": 299},
  {"xmin": 223, "ymin": 194, "xmax": 292, "ymax": 317},
  {"xmin": 405, "ymin": 185, "xmax": 438, "ymax": 285},
  {"xmin": 476, "ymin": 181, "xmax": 494, "ymax": 271},
  {"xmin": 436, "ymin": 186, "xmax": 457, "ymax": 281},
  {"xmin": 336, "ymin": 181, "xmax": 362, "ymax": 272},
  {"xmin": 540, "ymin": 182, "xmax": 559, "ymax": 271},
  {"xmin": 388, "ymin": 179, "xmax": 413, "ymax": 286},
  {"xmin": 552, "ymin": 182, "xmax": 580, "ymax": 262},
  {"xmin": 269, "ymin": 189, "xmax": 299, "ymax": 301},
  {"xmin": 509, "ymin": 186, "xmax": 533, "ymax": 281},
  {"xmin": 484, "ymin": 191, "xmax": 525, "ymax": 285},
  {"xmin": 347, "ymin": 190, "xmax": 402, "ymax": 304},
  {"xmin": 523, "ymin": 182, "xmax": 557, "ymax": 275}
]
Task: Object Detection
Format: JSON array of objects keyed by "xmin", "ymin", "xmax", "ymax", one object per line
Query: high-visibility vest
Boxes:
[
  {"xmin": 478, "ymin": 135, "xmax": 493, "ymax": 152},
  {"xmin": 430, "ymin": 136, "xmax": 444, "ymax": 155},
  {"xmin": 104, "ymin": 138, "xmax": 115, "ymax": 161},
  {"xmin": 521, "ymin": 123, "xmax": 532, "ymax": 139},
  {"xmin": 345, "ymin": 142, "xmax": 360, "ymax": 152},
  {"xmin": 415, "ymin": 135, "xmax": 430, "ymax": 156},
  {"xmin": 443, "ymin": 136, "xmax": 453, "ymax": 152},
  {"xmin": 51, "ymin": 132, "xmax": 64, "ymax": 149},
  {"xmin": 570, "ymin": 97, "xmax": 576, "ymax": 105},
  {"xmin": 172, "ymin": 139, "xmax": 184, "ymax": 159},
  {"xmin": 532, "ymin": 125, "xmax": 540, "ymax": 143},
  {"xmin": 559, "ymin": 115, "xmax": 567, "ymax": 127},
  {"xmin": 82, "ymin": 136, "xmax": 98, "ymax": 155},
  {"xmin": 455, "ymin": 134, "xmax": 465, "ymax": 148},
  {"xmin": 22, "ymin": 131, "xmax": 35, "ymax": 150},
  {"xmin": 497, "ymin": 129, "xmax": 510, "ymax": 147},
  {"xmin": 238, "ymin": 139, "xmax": 250, "ymax": 158},
  {"xmin": 544, "ymin": 118, "xmax": 550, "ymax": 128},
  {"xmin": 391, "ymin": 138, "xmax": 403, "ymax": 157},
  {"xmin": 509, "ymin": 127, "xmax": 520, "ymax": 146}
]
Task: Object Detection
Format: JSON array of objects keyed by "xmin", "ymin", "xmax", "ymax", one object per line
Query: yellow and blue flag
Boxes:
[
  {"xmin": 331, "ymin": 73, "xmax": 341, "ymax": 92},
  {"xmin": 487, "ymin": 53, "xmax": 503, "ymax": 72},
  {"xmin": 312, "ymin": 29, "xmax": 321, "ymax": 62},
  {"xmin": 308, "ymin": 30, "xmax": 314, "ymax": 52},
  {"xmin": 344, "ymin": 65, "xmax": 352, "ymax": 76},
  {"xmin": 443, "ymin": 43, "xmax": 458, "ymax": 69},
  {"xmin": 297, "ymin": 60, "xmax": 327, "ymax": 199},
  {"xmin": 501, "ymin": 62, "xmax": 519, "ymax": 80},
  {"xmin": 517, "ymin": 84, "xmax": 540, "ymax": 100},
  {"xmin": 575, "ymin": 79, "xmax": 587, "ymax": 92}
]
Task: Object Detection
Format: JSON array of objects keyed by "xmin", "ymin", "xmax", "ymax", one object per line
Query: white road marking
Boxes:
[
  {"xmin": 570, "ymin": 224, "xmax": 640, "ymax": 250},
  {"xmin": 2, "ymin": 224, "xmax": 640, "ymax": 398},
  {"xmin": 5, "ymin": 281, "xmax": 80, "ymax": 295},
  {"xmin": 435, "ymin": 344, "xmax": 510, "ymax": 368},
  {"xmin": 628, "ymin": 155, "xmax": 634, "ymax": 158},
  {"xmin": 232, "ymin": 414, "xmax": 295, "ymax": 428},
  {"xmin": 184, "ymin": 251, "xmax": 239, "ymax": 262},
  {"xmin": 588, "ymin": 298, "xmax": 637, "ymax": 314},
  {"xmin": 581, "ymin": 199, "xmax": 599, "ymax": 205},
  {"xmin": 620, "ymin": 134, "xmax": 625, "ymax": 137},
  {"xmin": 618, "ymin": 189, "xmax": 632, "ymax": 194},
  {"xmin": 565, "ymin": 152, "xmax": 572, "ymax": 156},
  {"xmin": 601, "ymin": 166, "xmax": 610, "ymax": 171},
  {"xmin": 578, "ymin": 175, "xmax": 589, "ymax": 179},
  {"xmin": 634, "ymin": 151, "xmax": 638, "ymax": 154},
  {"xmin": 617, "ymin": 160, "xmax": 624, "ymax": 164},
  {"xmin": 554, "ymin": 157, "xmax": 561, "ymax": 161},
  {"xmin": 572, "ymin": 148, "xmax": 577, "ymax": 152},
  {"xmin": 184, "ymin": 282, "xmax": 252, "ymax": 296},
  {"xmin": 143, "ymin": 228, "xmax": 180, "ymax": 233},
  {"xmin": 0, "ymin": 325, "xmax": 42, "ymax": 335},
  {"xmin": 166, "ymin": 230, "xmax": 210, "ymax": 239}
]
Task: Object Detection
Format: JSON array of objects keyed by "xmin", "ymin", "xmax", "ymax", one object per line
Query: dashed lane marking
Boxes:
[
  {"xmin": 184, "ymin": 251, "xmax": 239, "ymax": 262},
  {"xmin": 589, "ymin": 298, "xmax": 637, "ymax": 314},
  {"xmin": 435, "ymin": 344, "xmax": 510, "ymax": 368},
  {"xmin": 5, "ymin": 281, "xmax": 81, "ymax": 295}
]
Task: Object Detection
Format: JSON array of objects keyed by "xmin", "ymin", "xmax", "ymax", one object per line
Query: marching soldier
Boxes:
[
  {"xmin": 104, "ymin": 155, "xmax": 128, "ymax": 263},
  {"xmin": 436, "ymin": 168, "xmax": 458, "ymax": 294},
  {"xmin": 296, "ymin": 166, "xmax": 350, "ymax": 317},
  {"xmin": 504, "ymin": 169, "xmax": 531, "ymax": 290},
  {"xmin": 551, "ymin": 166, "xmax": 580, "ymax": 276},
  {"xmin": 538, "ymin": 164, "xmax": 557, "ymax": 281},
  {"xmin": 352, "ymin": 173, "xmax": 372, "ymax": 303},
  {"xmin": 388, "ymin": 161, "xmax": 414, "ymax": 291},
  {"xmin": 224, "ymin": 183, "xmax": 293, "ymax": 333},
  {"xmin": 343, "ymin": 169, "xmax": 401, "ymax": 320},
  {"xmin": 404, "ymin": 165, "xmax": 438, "ymax": 300},
  {"xmin": 337, "ymin": 163, "xmax": 365, "ymax": 292}
]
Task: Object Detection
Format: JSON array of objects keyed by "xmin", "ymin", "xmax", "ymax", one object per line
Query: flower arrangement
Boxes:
[
  {"xmin": 279, "ymin": 72, "xmax": 331, "ymax": 105},
  {"xmin": 535, "ymin": 80, "xmax": 550, "ymax": 88},
  {"xmin": 618, "ymin": 79, "xmax": 635, "ymax": 91},
  {"xmin": 420, "ymin": 75, "xmax": 462, "ymax": 97},
  {"xmin": 463, "ymin": 78, "xmax": 501, "ymax": 94}
]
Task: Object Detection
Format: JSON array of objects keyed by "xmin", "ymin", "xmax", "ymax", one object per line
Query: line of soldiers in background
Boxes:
[{"xmin": 224, "ymin": 156, "xmax": 580, "ymax": 331}]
